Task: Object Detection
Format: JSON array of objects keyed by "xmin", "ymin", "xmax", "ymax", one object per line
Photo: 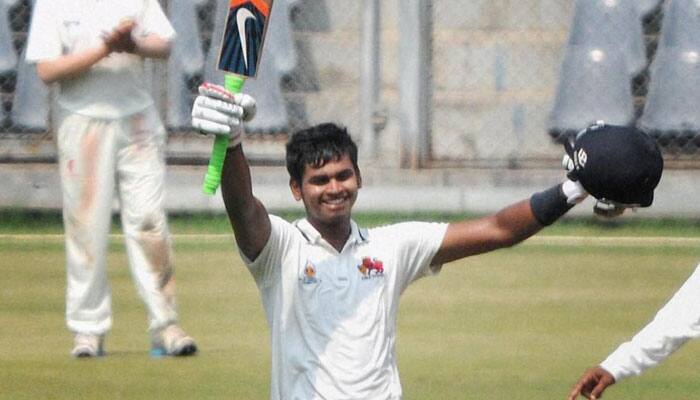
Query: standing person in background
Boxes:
[{"xmin": 24, "ymin": 0, "xmax": 197, "ymax": 358}]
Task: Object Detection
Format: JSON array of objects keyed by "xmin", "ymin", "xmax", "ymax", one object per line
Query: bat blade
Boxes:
[{"xmin": 217, "ymin": 0, "xmax": 273, "ymax": 77}]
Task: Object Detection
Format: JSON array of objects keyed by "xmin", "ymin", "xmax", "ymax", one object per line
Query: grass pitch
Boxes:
[{"xmin": 2, "ymin": 213, "xmax": 700, "ymax": 399}]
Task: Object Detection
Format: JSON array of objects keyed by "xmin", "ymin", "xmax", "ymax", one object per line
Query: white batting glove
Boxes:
[
  {"xmin": 561, "ymin": 154, "xmax": 588, "ymax": 205},
  {"xmin": 191, "ymin": 82, "xmax": 257, "ymax": 148},
  {"xmin": 562, "ymin": 179, "xmax": 588, "ymax": 205}
]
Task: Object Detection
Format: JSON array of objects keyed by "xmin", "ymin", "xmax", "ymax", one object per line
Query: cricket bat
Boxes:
[{"xmin": 203, "ymin": 0, "xmax": 273, "ymax": 195}]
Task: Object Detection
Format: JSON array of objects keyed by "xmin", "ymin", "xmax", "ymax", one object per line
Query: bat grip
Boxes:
[{"xmin": 202, "ymin": 75, "xmax": 246, "ymax": 195}]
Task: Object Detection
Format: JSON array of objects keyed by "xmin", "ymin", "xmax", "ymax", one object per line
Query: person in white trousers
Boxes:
[{"xmin": 25, "ymin": 0, "xmax": 196, "ymax": 357}]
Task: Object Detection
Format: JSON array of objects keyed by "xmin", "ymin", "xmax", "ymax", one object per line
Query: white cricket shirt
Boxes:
[
  {"xmin": 25, "ymin": 0, "xmax": 175, "ymax": 118},
  {"xmin": 243, "ymin": 216, "xmax": 448, "ymax": 400},
  {"xmin": 600, "ymin": 263, "xmax": 700, "ymax": 382}
]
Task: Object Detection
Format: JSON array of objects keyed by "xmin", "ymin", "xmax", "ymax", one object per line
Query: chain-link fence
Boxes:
[{"xmin": 0, "ymin": 0, "xmax": 697, "ymax": 167}]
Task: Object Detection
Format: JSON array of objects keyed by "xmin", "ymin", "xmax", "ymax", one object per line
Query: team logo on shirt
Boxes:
[
  {"xmin": 358, "ymin": 256, "xmax": 384, "ymax": 279},
  {"xmin": 300, "ymin": 260, "xmax": 318, "ymax": 284}
]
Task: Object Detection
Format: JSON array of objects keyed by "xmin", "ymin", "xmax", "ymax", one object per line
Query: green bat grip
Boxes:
[{"xmin": 202, "ymin": 75, "xmax": 246, "ymax": 195}]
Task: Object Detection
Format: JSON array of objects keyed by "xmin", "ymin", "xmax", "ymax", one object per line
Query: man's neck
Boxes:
[{"xmin": 308, "ymin": 218, "xmax": 352, "ymax": 253}]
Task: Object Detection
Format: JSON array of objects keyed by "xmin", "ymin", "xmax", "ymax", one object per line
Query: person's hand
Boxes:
[
  {"xmin": 561, "ymin": 155, "xmax": 588, "ymax": 205},
  {"xmin": 567, "ymin": 367, "xmax": 616, "ymax": 400},
  {"xmin": 562, "ymin": 179, "xmax": 587, "ymax": 205},
  {"xmin": 563, "ymin": 153, "xmax": 630, "ymax": 216},
  {"xmin": 191, "ymin": 83, "xmax": 257, "ymax": 147},
  {"xmin": 102, "ymin": 19, "xmax": 137, "ymax": 53}
]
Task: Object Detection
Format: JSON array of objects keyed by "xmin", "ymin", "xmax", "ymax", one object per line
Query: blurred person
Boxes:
[
  {"xmin": 189, "ymin": 82, "xmax": 623, "ymax": 399},
  {"xmin": 24, "ymin": 0, "xmax": 196, "ymax": 357},
  {"xmin": 568, "ymin": 264, "xmax": 700, "ymax": 399}
]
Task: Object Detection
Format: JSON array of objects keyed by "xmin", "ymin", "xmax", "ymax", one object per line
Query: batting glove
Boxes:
[
  {"xmin": 561, "ymin": 154, "xmax": 588, "ymax": 205},
  {"xmin": 191, "ymin": 83, "xmax": 257, "ymax": 148},
  {"xmin": 562, "ymin": 179, "xmax": 588, "ymax": 205}
]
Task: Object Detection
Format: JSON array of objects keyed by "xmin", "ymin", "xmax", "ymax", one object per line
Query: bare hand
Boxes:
[
  {"xmin": 568, "ymin": 367, "xmax": 615, "ymax": 400},
  {"xmin": 102, "ymin": 19, "xmax": 137, "ymax": 53}
]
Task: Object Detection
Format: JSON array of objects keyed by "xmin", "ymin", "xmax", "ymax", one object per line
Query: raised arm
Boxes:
[
  {"xmin": 431, "ymin": 199, "xmax": 541, "ymax": 265},
  {"xmin": 221, "ymin": 145, "xmax": 271, "ymax": 260},
  {"xmin": 191, "ymin": 83, "xmax": 269, "ymax": 260},
  {"xmin": 431, "ymin": 180, "xmax": 587, "ymax": 266}
]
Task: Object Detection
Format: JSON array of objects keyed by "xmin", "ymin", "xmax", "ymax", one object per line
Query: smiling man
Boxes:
[{"xmin": 190, "ymin": 83, "xmax": 595, "ymax": 399}]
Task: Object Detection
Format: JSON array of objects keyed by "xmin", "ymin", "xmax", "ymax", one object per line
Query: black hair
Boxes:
[{"xmin": 285, "ymin": 123, "xmax": 359, "ymax": 184}]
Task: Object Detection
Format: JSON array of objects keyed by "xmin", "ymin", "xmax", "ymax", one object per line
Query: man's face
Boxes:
[{"xmin": 290, "ymin": 154, "xmax": 361, "ymax": 228}]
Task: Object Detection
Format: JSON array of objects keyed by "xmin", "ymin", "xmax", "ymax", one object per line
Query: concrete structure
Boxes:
[
  {"xmin": 0, "ymin": 157, "xmax": 695, "ymax": 218},
  {"xmin": 0, "ymin": 1, "xmax": 696, "ymax": 218}
]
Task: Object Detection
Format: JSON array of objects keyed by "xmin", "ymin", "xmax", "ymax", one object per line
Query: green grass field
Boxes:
[{"xmin": 2, "ymin": 212, "xmax": 700, "ymax": 399}]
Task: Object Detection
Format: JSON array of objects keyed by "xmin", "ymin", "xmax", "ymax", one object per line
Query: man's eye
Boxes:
[
  {"xmin": 309, "ymin": 177, "xmax": 329, "ymax": 185},
  {"xmin": 337, "ymin": 171, "xmax": 353, "ymax": 181}
]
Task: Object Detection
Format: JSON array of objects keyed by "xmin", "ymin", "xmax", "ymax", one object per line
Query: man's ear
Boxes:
[
  {"xmin": 356, "ymin": 169, "xmax": 362, "ymax": 188},
  {"xmin": 290, "ymin": 178, "xmax": 302, "ymax": 201}
]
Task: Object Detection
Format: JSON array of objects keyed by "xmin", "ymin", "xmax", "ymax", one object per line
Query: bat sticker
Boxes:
[{"xmin": 217, "ymin": 0, "xmax": 272, "ymax": 77}]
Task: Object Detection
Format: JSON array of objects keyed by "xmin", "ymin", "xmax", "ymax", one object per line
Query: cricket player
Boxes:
[
  {"xmin": 25, "ymin": 0, "xmax": 196, "ymax": 357},
  {"xmin": 191, "ymin": 85, "xmax": 661, "ymax": 398},
  {"xmin": 568, "ymin": 264, "xmax": 700, "ymax": 400}
]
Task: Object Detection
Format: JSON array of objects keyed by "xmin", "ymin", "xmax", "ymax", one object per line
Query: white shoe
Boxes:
[
  {"xmin": 71, "ymin": 333, "xmax": 105, "ymax": 358},
  {"xmin": 151, "ymin": 324, "xmax": 197, "ymax": 357}
]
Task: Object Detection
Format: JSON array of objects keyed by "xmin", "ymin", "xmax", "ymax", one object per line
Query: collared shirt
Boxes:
[
  {"xmin": 600, "ymin": 263, "xmax": 700, "ymax": 382},
  {"xmin": 25, "ymin": 0, "xmax": 175, "ymax": 119},
  {"xmin": 242, "ymin": 215, "xmax": 448, "ymax": 400}
]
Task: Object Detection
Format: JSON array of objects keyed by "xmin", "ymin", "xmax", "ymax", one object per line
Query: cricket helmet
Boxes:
[{"xmin": 564, "ymin": 122, "xmax": 663, "ymax": 207}]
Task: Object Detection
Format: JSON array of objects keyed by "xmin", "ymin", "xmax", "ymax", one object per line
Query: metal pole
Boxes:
[
  {"xmin": 398, "ymin": 0, "xmax": 433, "ymax": 169},
  {"xmin": 360, "ymin": 0, "xmax": 381, "ymax": 159}
]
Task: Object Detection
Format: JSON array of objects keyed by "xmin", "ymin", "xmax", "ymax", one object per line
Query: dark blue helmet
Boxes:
[{"xmin": 564, "ymin": 122, "xmax": 663, "ymax": 207}]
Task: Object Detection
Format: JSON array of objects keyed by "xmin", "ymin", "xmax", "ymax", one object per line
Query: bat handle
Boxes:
[{"xmin": 202, "ymin": 75, "xmax": 246, "ymax": 195}]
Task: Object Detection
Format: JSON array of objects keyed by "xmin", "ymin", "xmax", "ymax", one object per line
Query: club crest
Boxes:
[
  {"xmin": 300, "ymin": 260, "xmax": 318, "ymax": 284},
  {"xmin": 358, "ymin": 256, "xmax": 384, "ymax": 279}
]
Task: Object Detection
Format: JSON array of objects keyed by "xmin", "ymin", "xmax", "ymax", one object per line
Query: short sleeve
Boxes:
[
  {"xmin": 137, "ymin": 0, "xmax": 176, "ymax": 40},
  {"xmin": 375, "ymin": 222, "xmax": 448, "ymax": 293},
  {"xmin": 25, "ymin": 0, "xmax": 63, "ymax": 62},
  {"xmin": 239, "ymin": 215, "xmax": 296, "ymax": 288}
]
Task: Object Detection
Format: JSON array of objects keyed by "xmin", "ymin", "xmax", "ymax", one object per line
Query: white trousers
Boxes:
[{"xmin": 56, "ymin": 106, "xmax": 178, "ymax": 335}]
